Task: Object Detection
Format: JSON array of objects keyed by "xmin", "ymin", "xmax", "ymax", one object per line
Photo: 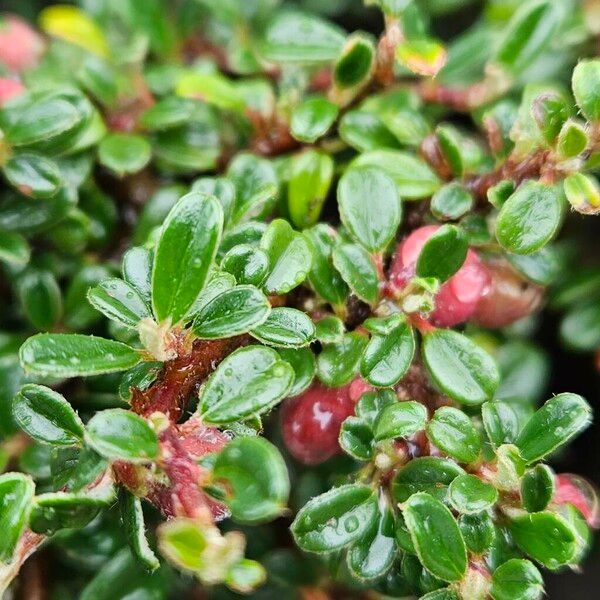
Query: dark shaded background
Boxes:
[{"xmin": 0, "ymin": 0, "xmax": 598, "ymax": 597}]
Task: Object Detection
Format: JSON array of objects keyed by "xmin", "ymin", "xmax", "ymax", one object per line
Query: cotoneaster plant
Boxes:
[{"xmin": 0, "ymin": 1, "xmax": 599, "ymax": 599}]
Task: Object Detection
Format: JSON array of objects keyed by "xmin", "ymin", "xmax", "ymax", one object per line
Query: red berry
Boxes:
[
  {"xmin": 388, "ymin": 225, "xmax": 490, "ymax": 327},
  {"xmin": 554, "ymin": 474, "xmax": 599, "ymax": 527},
  {"xmin": 0, "ymin": 77, "xmax": 25, "ymax": 106},
  {"xmin": 0, "ymin": 15, "xmax": 44, "ymax": 73},
  {"xmin": 281, "ymin": 381, "xmax": 358, "ymax": 465}
]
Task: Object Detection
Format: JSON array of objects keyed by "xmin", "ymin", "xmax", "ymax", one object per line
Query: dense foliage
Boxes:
[{"xmin": 0, "ymin": 0, "xmax": 599, "ymax": 598}]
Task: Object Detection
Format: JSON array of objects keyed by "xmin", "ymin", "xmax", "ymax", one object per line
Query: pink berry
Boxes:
[
  {"xmin": 281, "ymin": 381, "xmax": 357, "ymax": 465},
  {"xmin": 0, "ymin": 77, "xmax": 24, "ymax": 106},
  {"xmin": 0, "ymin": 15, "xmax": 44, "ymax": 73},
  {"xmin": 554, "ymin": 474, "xmax": 599, "ymax": 527},
  {"xmin": 388, "ymin": 225, "xmax": 489, "ymax": 327}
]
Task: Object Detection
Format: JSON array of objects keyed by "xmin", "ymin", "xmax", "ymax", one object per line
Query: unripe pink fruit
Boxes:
[
  {"xmin": 0, "ymin": 15, "xmax": 44, "ymax": 72},
  {"xmin": 281, "ymin": 380, "xmax": 359, "ymax": 465},
  {"xmin": 554, "ymin": 474, "xmax": 599, "ymax": 527},
  {"xmin": 0, "ymin": 77, "xmax": 25, "ymax": 106},
  {"xmin": 388, "ymin": 225, "xmax": 490, "ymax": 327}
]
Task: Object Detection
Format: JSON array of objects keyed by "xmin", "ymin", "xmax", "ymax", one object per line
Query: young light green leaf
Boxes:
[
  {"xmin": 87, "ymin": 278, "xmax": 152, "ymax": 328},
  {"xmin": 0, "ymin": 473, "xmax": 35, "ymax": 562},
  {"xmin": 213, "ymin": 437, "xmax": 289, "ymax": 524},
  {"xmin": 192, "ymin": 285, "xmax": 271, "ymax": 339},
  {"xmin": 426, "ymin": 406, "xmax": 481, "ymax": 464},
  {"xmin": 572, "ymin": 59, "xmax": 600, "ymax": 121},
  {"xmin": 422, "ymin": 329, "xmax": 499, "ymax": 405},
  {"xmin": 85, "ymin": 409, "xmax": 158, "ymax": 463},
  {"xmin": 152, "ymin": 192, "xmax": 223, "ymax": 323},
  {"xmin": 338, "ymin": 167, "xmax": 401, "ymax": 253},
  {"xmin": 291, "ymin": 484, "xmax": 378, "ymax": 553},
  {"xmin": 373, "ymin": 401, "xmax": 427, "ymax": 442},
  {"xmin": 260, "ymin": 219, "xmax": 313, "ymax": 295},
  {"xmin": 516, "ymin": 393, "xmax": 591, "ymax": 463},
  {"xmin": 19, "ymin": 334, "xmax": 140, "ymax": 378},
  {"xmin": 13, "ymin": 384, "xmax": 84, "ymax": 446},
  {"xmin": 198, "ymin": 346, "xmax": 294, "ymax": 424},
  {"xmin": 250, "ymin": 307, "xmax": 315, "ymax": 348},
  {"xmin": 403, "ymin": 492, "xmax": 467, "ymax": 582}
]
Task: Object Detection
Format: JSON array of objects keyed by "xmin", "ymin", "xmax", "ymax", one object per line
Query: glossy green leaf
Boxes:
[
  {"xmin": 572, "ymin": 59, "xmax": 600, "ymax": 121},
  {"xmin": 393, "ymin": 457, "xmax": 465, "ymax": 503},
  {"xmin": 98, "ymin": 134, "xmax": 152, "ymax": 176},
  {"xmin": 290, "ymin": 98, "xmax": 339, "ymax": 143},
  {"xmin": 557, "ymin": 120, "xmax": 588, "ymax": 159},
  {"xmin": 338, "ymin": 167, "xmax": 401, "ymax": 253},
  {"xmin": 221, "ymin": 244, "xmax": 269, "ymax": 286},
  {"xmin": 260, "ymin": 219, "xmax": 313, "ymax": 295},
  {"xmin": 199, "ymin": 346, "xmax": 294, "ymax": 424},
  {"xmin": 213, "ymin": 437, "xmax": 289, "ymax": 524},
  {"xmin": 176, "ymin": 72, "xmax": 243, "ymax": 111},
  {"xmin": 122, "ymin": 247, "xmax": 153, "ymax": 305},
  {"xmin": 509, "ymin": 511, "xmax": 577, "ymax": 569},
  {"xmin": 333, "ymin": 34, "xmax": 375, "ymax": 89},
  {"xmin": 496, "ymin": 182, "xmax": 562, "ymax": 255},
  {"xmin": 3, "ymin": 154, "xmax": 62, "ymax": 199},
  {"xmin": 317, "ymin": 333, "xmax": 368, "ymax": 387},
  {"xmin": 332, "ymin": 243, "xmax": 380, "ymax": 305},
  {"xmin": 19, "ymin": 334, "xmax": 140, "ymax": 378},
  {"xmin": 422, "ymin": 329, "xmax": 499, "ymax": 405},
  {"xmin": 448, "ymin": 474, "xmax": 498, "ymax": 514},
  {"xmin": 521, "ymin": 464, "xmax": 555, "ymax": 513},
  {"xmin": 482, "ymin": 400, "xmax": 528, "ymax": 448},
  {"xmin": 192, "ymin": 285, "xmax": 270, "ymax": 339},
  {"xmin": 403, "ymin": 492, "xmax": 467, "ymax": 582},
  {"xmin": 225, "ymin": 559, "xmax": 266, "ymax": 594},
  {"xmin": 152, "ymin": 192, "xmax": 223, "ymax": 323},
  {"xmin": 430, "ymin": 183, "xmax": 473, "ymax": 221},
  {"xmin": 119, "ymin": 491, "xmax": 160, "ymax": 572},
  {"xmin": 276, "ymin": 347, "xmax": 315, "ymax": 397},
  {"xmin": 356, "ymin": 389, "xmax": 397, "ymax": 427},
  {"xmin": 373, "ymin": 401, "xmax": 427, "ymax": 442},
  {"xmin": 85, "ymin": 409, "xmax": 158, "ymax": 463},
  {"xmin": 0, "ymin": 473, "xmax": 35, "ymax": 562},
  {"xmin": 490, "ymin": 559, "xmax": 544, "ymax": 600},
  {"xmin": 339, "ymin": 416, "xmax": 374, "ymax": 460},
  {"xmin": 13, "ymin": 384, "xmax": 84, "ymax": 446},
  {"xmin": 426, "ymin": 406, "xmax": 481, "ymax": 464},
  {"xmin": 291, "ymin": 484, "xmax": 378, "ymax": 553},
  {"xmin": 459, "ymin": 512, "xmax": 496, "ymax": 554},
  {"xmin": 315, "ymin": 315, "xmax": 345, "ymax": 343},
  {"xmin": 516, "ymin": 393, "xmax": 591, "ymax": 463},
  {"xmin": 87, "ymin": 278, "xmax": 151, "ymax": 329},
  {"xmin": 339, "ymin": 110, "xmax": 400, "ymax": 152},
  {"xmin": 250, "ymin": 307, "xmax": 315, "ymax": 347},
  {"xmin": 16, "ymin": 268, "xmax": 62, "ymax": 331},
  {"xmin": 0, "ymin": 232, "xmax": 31, "ymax": 266},
  {"xmin": 416, "ymin": 225, "xmax": 468, "ymax": 283}
]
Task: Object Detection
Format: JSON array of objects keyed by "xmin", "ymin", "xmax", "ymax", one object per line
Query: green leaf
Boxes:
[
  {"xmin": 176, "ymin": 73, "xmax": 244, "ymax": 111},
  {"xmin": 430, "ymin": 183, "xmax": 473, "ymax": 221},
  {"xmin": 199, "ymin": 346, "xmax": 294, "ymax": 424},
  {"xmin": 373, "ymin": 401, "xmax": 427, "ymax": 442},
  {"xmin": 360, "ymin": 322, "xmax": 415, "ymax": 387},
  {"xmin": 185, "ymin": 271, "xmax": 237, "ymax": 321},
  {"xmin": 507, "ymin": 246, "xmax": 560, "ymax": 286},
  {"xmin": 339, "ymin": 417, "xmax": 374, "ymax": 460},
  {"xmin": 192, "ymin": 285, "xmax": 270, "ymax": 339},
  {"xmin": 482, "ymin": 400, "xmax": 529, "ymax": 448},
  {"xmin": 276, "ymin": 347, "xmax": 315, "ymax": 397},
  {"xmin": 225, "ymin": 559, "xmax": 266, "ymax": 594},
  {"xmin": 290, "ymin": 98, "xmax": 339, "ymax": 143},
  {"xmin": 317, "ymin": 333, "xmax": 368, "ymax": 387},
  {"xmin": 459, "ymin": 512, "xmax": 496, "ymax": 555},
  {"xmin": 448, "ymin": 474, "xmax": 498, "ymax": 514},
  {"xmin": 0, "ymin": 473, "xmax": 35, "ymax": 562},
  {"xmin": 192, "ymin": 177, "xmax": 236, "ymax": 228},
  {"xmin": 333, "ymin": 33, "xmax": 375, "ymax": 89},
  {"xmin": 221, "ymin": 245, "xmax": 269, "ymax": 286},
  {"xmin": 490, "ymin": 559, "xmax": 544, "ymax": 600},
  {"xmin": 347, "ymin": 505, "xmax": 396, "ymax": 580},
  {"xmin": 339, "ymin": 110, "xmax": 400, "ymax": 152},
  {"xmin": 261, "ymin": 11, "xmax": 346, "ymax": 63},
  {"xmin": 0, "ymin": 232, "xmax": 31, "ymax": 266},
  {"xmin": 560, "ymin": 302, "xmax": 600, "ymax": 351},
  {"xmin": 352, "ymin": 150, "xmax": 440, "ymax": 199},
  {"xmin": 87, "ymin": 278, "xmax": 152, "ymax": 329},
  {"xmin": 509, "ymin": 511, "xmax": 577, "ymax": 569},
  {"xmin": 403, "ymin": 492, "xmax": 467, "ymax": 582},
  {"xmin": 426, "ymin": 406, "xmax": 481, "ymax": 464},
  {"xmin": 140, "ymin": 96, "xmax": 200, "ymax": 131},
  {"xmin": 122, "ymin": 247, "xmax": 153, "ymax": 305},
  {"xmin": 250, "ymin": 307, "xmax": 315, "ymax": 348},
  {"xmin": 85, "ymin": 409, "xmax": 158, "ymax": 463},
  {"xmin": 563, "ymin": 172, "xmax": 600, "ymax": 216},
  {"xmin": 416, "ymin": 225, "xmax": 468, "ymax": 283},
  {"xmin": 396, "ymin": 39, "xmax": 447, "ymax": 77},
  {"xmin": 521, "ymin": 464, "xmax": 555, "ymax": 513},
  {"xmin": 392, "ymin": 457, "xmax": 465, "ymax": 503},
  {"xmin": 287, "ymin": 150, "xmax": 333, "ymax": 229},
  {"xmin": 260, "ymin": 219, "xmax": 313, "ymax": 295},
  {"xmin": 16, "ymin": 269, "xmax": 62, "ymax": 331},
  {"xmin": 572, "ymin": 59, "xmax": 600, "ymax": 121},
  {"xmin": 152, "ymin": 192, "xmax": 223, "ymax": 323},
  {"xmin": 315, "ymin": 316, "xmax": 345, "ymax": 343},
  {"xmin": 13, "ymin": 384, "xmax": 84, "ymax": 446},
  {"xmin": 338, "ymin": 167, "xmax": 401, "ymax": 253},
  {"xmin": 3, "ymin": 154, "xmax": 62, "ymax": 199},
  {"xmin": 291, "ymin": 484, "xmax": 378, "ymax": 553},
  {"xmin": 436, "ymin": 124, "xmax": 466, "ymax": 177},
  {"xmin": 98, "ymin": 134, "xmax": 152, "ymax": 176},
  {"xmin": 496, "ymin": 182, "xmax": 562, "ymax": 255},
  {"xmin": 492, "ymin": 0, "xmax": 559, "ymax": 75},
  {"xmin": 213, "ymin": 437, "xmax": 289, "ymax": 524},
  {"xmin": 119, "ymin": 491, "xmax": 160, "ymax": 572},
  {"xmin": 356, "ymin": 389, "xmax": 397, "ymax": 427},
  {"xmin": 556, "ymin": 120, "xmax": 588, "ymax": 159},
  {"xmin": 423, "ymin": 329, "xmax": 499, "ymax": 405},
  {"xmin": 332, "ymin": 243, "xmax": 380, "ymax": 305},
  {"xmin": 516, "ymin": 393, "xmax": 591, "ymax": 463},
  {"xmin": 19, "ymin": 334, "xmax": 140, "ymax": 378}
]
